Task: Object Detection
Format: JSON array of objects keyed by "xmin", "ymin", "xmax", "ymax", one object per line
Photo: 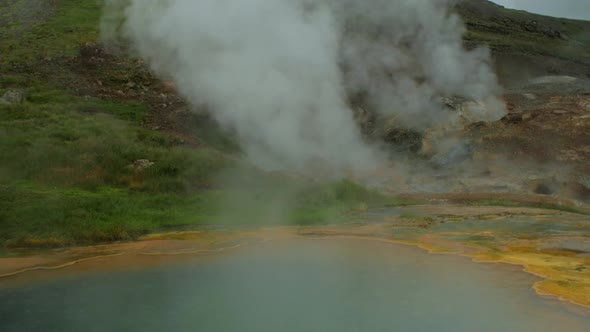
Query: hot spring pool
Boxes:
[{"xmin": 1, "ymin": 238, "xmax": 589, "ymax": 331}]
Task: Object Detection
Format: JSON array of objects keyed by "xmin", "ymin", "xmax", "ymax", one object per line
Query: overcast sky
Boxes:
[{"xmin": 491, "ymin": 0, "xmax": 590, "ymax": 20}]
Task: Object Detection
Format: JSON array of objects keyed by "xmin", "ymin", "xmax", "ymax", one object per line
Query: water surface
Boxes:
[{"xmin": 1, "ymin": 238, "xmax": 589, "ymax": 331}]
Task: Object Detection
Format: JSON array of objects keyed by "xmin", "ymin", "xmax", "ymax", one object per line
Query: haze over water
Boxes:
[{"xmin": 1, "ymin": 239, "xmax": 589, "ymax": 332}]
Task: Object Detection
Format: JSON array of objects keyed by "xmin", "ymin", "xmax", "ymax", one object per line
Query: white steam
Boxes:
[
  {"xmin": 102, "ymin": 0, "xmax": 505, "ymax": 175},
  {"xmin": 334, "ymin": 0, "xmax": 505, "ymax": 128}
]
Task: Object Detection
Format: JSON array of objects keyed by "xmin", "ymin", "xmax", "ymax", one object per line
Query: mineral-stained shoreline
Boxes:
[
  {"xmin": 302, "ymin": 204, "xmax": 590, "ymax": 311},
  {"xmin": 1, "ymin": 204, "xmax": 589, "ymax": 312}
]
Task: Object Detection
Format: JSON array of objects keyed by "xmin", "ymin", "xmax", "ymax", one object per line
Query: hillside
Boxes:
[
  {"xmin": 458, "ymin": 0, "xmax": 590, "ymax": 84},
  {"xmin": 0, "ymin": 0, "xmax": 589, "ymax": 247},
  {"xmin": 454, "ymin": 1, "xmax": 590, "ymax": 198},
  {"xmin": 0, "ymin": 0, "xmax": 386, "ymax": 247}
]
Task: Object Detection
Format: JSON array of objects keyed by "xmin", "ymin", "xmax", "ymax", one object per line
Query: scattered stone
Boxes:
[
  {"xmin": 552, "ymin": 110, "xmax": 568, "ymax": 115},
  {"xmin": 505, "ymin": 102, "xmax": 516, "ymax": 111},
  {"xmin": 561, "ymin": 182, "xmax": 590, "ymax": 203},
  {"xmin": 524, "ymin": 179, "xmax": 590, "ymax": 202},
  {"xmin": 501, "ymin": 112, "xmax": 524, "ymax": 124},
  {"xmin": 126, "ymin": 82, "xmax": 136, "ymax": 88},
  {"xmin": 523, "ymin": 93, "xmax": 537, "ymax": 100},
  {"xmin": 534, "ymin": 183, "xmax": 554, "ymax": 195},
  {"xmin": 524, "ymin": 20, "xmax": 538, "ymax": 32},
  {"xmin": 0, "ymin": 90, "xmax": 26, "ymax": 104},
  {"xmin": 525, "ymin": 179, "xmax": 557, "ymax": 196},
  {"xmin": 382, "ymin": 125, "xmax": 423, "ymax": 153},
  {"xmin": 132, "ymin": 159, "xmax": 155, "ymax": 171},
  {"xmin": 465, "ymin": 121, "xmax": 488, "ymax": 131},
  {"xmin": 441, "ymin": 96, "xmax": 468, "ymax": 112},
  {"xmin": 162, "ymin": 80, "xmax": 177, "ymax": 93},
  {"xmin": 544, "ymin": 29, "xmax": 567, "ymax": 40},
  {"xmin": 522, "ymin": 113, "xmax": 533, "ymax": 121},
  {"xmin": 79, "ymin": 42, "xmax": 107, "ymax": 60}
]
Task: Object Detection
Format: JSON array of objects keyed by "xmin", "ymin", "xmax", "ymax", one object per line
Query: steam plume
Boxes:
[{"xmin": 102, "ymin": 0, "xmax": 505, "ymax": 175}]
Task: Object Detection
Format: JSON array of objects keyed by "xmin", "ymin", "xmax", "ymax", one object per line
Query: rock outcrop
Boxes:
[{"xmin": 0, "ymin": 90, "xmax": 26, "ymax": 104}]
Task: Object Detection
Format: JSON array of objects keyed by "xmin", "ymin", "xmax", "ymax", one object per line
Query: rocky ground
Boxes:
[
  {"xmin": 362, "ymin": 83, "xmax": 590, "ymax": 205},
  {"xmin": 355, "ymin": 1, "xmax": 590, "ymax": 204},
  {"xmin": 417, "ymin": 76, "xmax": 590, "ymax": 203}
]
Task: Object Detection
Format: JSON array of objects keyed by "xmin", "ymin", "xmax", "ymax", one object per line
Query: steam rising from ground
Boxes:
[
  {"xmin": 335, "ymin": 0, "xmax": 504, "ymax": 128},
  {"xmin": 102, "ymin": 0, "xmax": 505, "ymax": 176}
]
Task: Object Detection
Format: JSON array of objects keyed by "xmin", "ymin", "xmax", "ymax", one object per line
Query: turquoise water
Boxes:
[{"xmin": 1, "ymin": 238, "xmax": 589, "ymax": 331}]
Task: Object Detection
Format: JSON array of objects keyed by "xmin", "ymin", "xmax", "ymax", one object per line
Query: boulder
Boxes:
[
  {"xmin": 561, "ymin": 182, "xmax": 590, "ymax": 203},
  {"xmin": 0, "ymin": 90, "xmax": 26, "ymax": 104},
  {"xmin": 132, "ymin": 159, "xmax": 155, "ymax": 171}
]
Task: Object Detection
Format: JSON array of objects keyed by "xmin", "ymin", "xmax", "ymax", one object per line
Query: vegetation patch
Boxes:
[
  {"xmin": 5, "ymin": 0, "xmax": 588, "ymax": 249},
  {"xmin": 0, "ymin": 87, "xmax": 385, "ymax": 247},
  {"xmin": 0, "ymin": 0, "xmax": 101, "ymax": 66}
]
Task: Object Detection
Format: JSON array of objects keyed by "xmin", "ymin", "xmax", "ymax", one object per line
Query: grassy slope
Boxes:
[
  {"xmin": 0, "ymin": 0, "xmax": 385, "ymax": 247},
  {"xmin": 2, "ymin": 0, "xmax": 587, "ymax": 247},
  {"xmin": 0, "ymin": 0, "xmax": 101, "ymax": 64},
  {"xmin": 458, "ymin": 0, "xmax": 590, "ymax": 77}
]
